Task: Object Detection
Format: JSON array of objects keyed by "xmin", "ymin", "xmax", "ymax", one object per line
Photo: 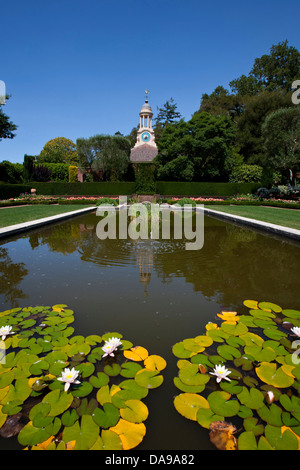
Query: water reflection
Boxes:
[
  {"xmin": 0, "ymin": 247, "xmax": 28, "ymax": 307},
  {"xmin": 1, "ymin": 212, "xmax": 299, "ymax": 312}
]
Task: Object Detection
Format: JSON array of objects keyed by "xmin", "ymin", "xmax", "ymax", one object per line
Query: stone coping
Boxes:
[{"xmin": 0, "ymin": 206, "xmax": 97, "ymax": 239}]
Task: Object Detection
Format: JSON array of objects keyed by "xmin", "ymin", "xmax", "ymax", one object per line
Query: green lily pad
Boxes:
[
  {"xmin": 208, "ymin": 391, "xmax": 240, "ymax": 418},
  {"xmin": 178, "ymin": 363, "xmax": 210, "ymax": 387},
  {"xmin": 134, "ymin": 369, "xmax": 163, "ymax": 389},
  {"xmin": 237, "ymin": 387, "xmax": 264, "ymax": 410},
  {"xmin": 92, "ymin": 403, "xmax": 120, "ymax": 428},
  {"xmin": 42, "ymin": 389, "xmax": 73, "ymax": 416},
  {"xmin": 62, "ymin": 415, "xmax": 100, "ymax": 450},
  {"xmin": 89, "ymin": 372, "xmax": 110, "ymax": 388}
]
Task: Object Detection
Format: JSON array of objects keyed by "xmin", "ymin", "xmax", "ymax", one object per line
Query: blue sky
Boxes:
[{"xmin": 1, "ymin": 0, "xmax": 299, "ymax": 163}]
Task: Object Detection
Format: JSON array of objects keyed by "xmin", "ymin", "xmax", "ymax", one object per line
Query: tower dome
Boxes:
[{"xmin": 140, "ymin": 100, "xmax": 153, "ymax": 116}]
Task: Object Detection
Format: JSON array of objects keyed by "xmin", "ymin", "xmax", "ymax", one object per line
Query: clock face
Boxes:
[{"xmin": 141, "ymin": 131, "xmax": 151, "ymax": 142}]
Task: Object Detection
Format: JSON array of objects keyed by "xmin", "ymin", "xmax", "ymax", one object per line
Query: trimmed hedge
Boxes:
[
  {"xmin": 156, "ymin": 181, "xmax": 261, "ymax": 197},
  {"xmin": 32, "ymin": 182, "xmax": 136, "ymax": 196},
  {"xmin": 0, "ymin": 181, "xmax": 263, "ymax": 199},
  {"xmin": 0, "ymin": 184, "xmax": 31, "ymax": 199}
]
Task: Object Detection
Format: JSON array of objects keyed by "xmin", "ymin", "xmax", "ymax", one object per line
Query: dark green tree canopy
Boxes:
[
  {"xmin": 156, "ymin": 112, "xmax": 236, "ymax": 182},
  {"xmin": 155, "ymin": 98, "xmax": 182, "ymax": 127},
  {"xmin": 0, "ymin": 97, "xmax": 17, "ymax": 141},
  {"xmin": 262, "ymin": 107, "xmax": 300, "ymax": 182}
]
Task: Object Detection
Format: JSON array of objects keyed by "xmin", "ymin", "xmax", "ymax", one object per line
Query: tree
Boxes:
[
  {"xmin": 0, "ymin": 97, "xmax": 17, "ymax": 141},
  {"xmin": 76, "ymin": 134, "xmax": 131, "ymax": 181},
  {"xmin": 261, "ymin": 107, "xmax": 300, "ymax": 185},
  {"xmin": 198, "ymin": 86, "xmax": 245, "ymax": 123},
  {"xmin": 38, "ymin": 137, "xmax": 78, "ymax": 165},
  {"xmin": 236, "ymin": 90, "xmax": 293, "ymax": 165},
  {"xmin": 251, "ymin": 40, "xmax": 300, "ymax": 92},
  {"xmin": 155, "ymin": 98, "xmax": 181, "ymax": 128},
  {"xmin": 229, "ymin": 75, "xmax": 261, "ymax": 96},
  {"xmin": 230, "ymin": 41, "xmax": 300, "ymax": 96},
  {"xmin": 156, "ymin": 112, "xmax": 236, "ymax": 181}
]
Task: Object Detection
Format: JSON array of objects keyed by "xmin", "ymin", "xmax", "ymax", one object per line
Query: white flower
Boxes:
[
  {"xmin": 57, "ymin": 367, "xmax": 80, "ymax": 392},
  {"xmin": 0, "ymin": 325, "xmax": 14, "ymax": 340},
  {"xmin": 210, "ymin": 364, "xmax": 231, "ymax": 383},
  {"xmin": 102, "ymin": 337, "xmax": 122, "ymax": 358},
  {"xmin": 291, "ymin": 326, "xmax": 300, "ymax": 337}
]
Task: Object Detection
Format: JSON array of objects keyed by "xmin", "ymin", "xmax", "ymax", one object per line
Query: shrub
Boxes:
[
  {"xmin": 32, "ymin": 165, "xmax": 52, "ymax": 182},
  {"xmin": 173, "ymin": 197, "xmax": 196, "ymax": 207},
  {"xmin": 229, "ymin": 164, "xmax": 263, "ymax": 183},
  {"xmin": 39, "ymin": 163, "xmax": 69, "ymax": 182},
  {"xmin": 68, "ymin": 166, "xmax": 78, "ymax": 183},
  {"xmin": 96, "ymin": 197, "xmax": 118, "ymax": 206},
  {"xmin": 0, "ymin": 160, "xmax": 24, "ymax": 183}
]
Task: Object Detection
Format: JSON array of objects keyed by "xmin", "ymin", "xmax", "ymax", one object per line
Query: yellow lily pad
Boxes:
[
  {"xmin": 123, "ymin": 346, "xmax": 148, "ymax": 362},
  {"xmin": 109, "ymin": 419, "xmax": 146, "ymax": 450},
  {"xmin": 144, "ymin": 355, "xmax": 167, "ymax": 371}
]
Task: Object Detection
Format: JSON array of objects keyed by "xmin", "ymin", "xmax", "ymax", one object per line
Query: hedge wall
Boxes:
[
  {"xmin": 156, "ymin": 181, "xmax": 261, "ymax": 197},
  {"xmin": 32, "ymin": 182, "xmax": 136, "ymax": 196},
  {"xmin": 0, "ymin": 184, "xmax": 31, "ymax": 199},
  {"xmin": 0, "ymin": 181, "xmax": 262, "ymax": 200}
]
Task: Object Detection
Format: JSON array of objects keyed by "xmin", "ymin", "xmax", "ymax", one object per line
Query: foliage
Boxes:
[
  {"xmin": 156, "ymin": 112, "xmax": 236, "ymax": 182},
  {"xmin": 68, "ymin": 166, "xmax": 78, "ymax": 183},
  {"xmin": 0, "ymin": 184, "xmax": 31, "ymax": 200},
  {"xmin": 250, "ymin": 40, "xmax": 300, "ymax": 92},
  {"xmin": 156, "ymin": 181, "xmax": 261, "ymax": 197},
  {"xmin": 157, "ymin": 155, "xmax": 194, "ymax": 182},
  {"xmin": 198, "ymin": 86, "xmax": 245, "ymax": 123},
  {"xmin": 26, "ymin": 182, "xmax": 136, "ymax": 196},
  {"xmin": 23, "ymin": 155, "xmax": 35, "ymax": 182},
  {"xmin": 261, "ymin": 107, "xmax": 300, "ymax": 181},
  {"xmin": 0, "ymin": 98, "xmax": 17, "ymax": 141},
  {"xmin": 0, "ymin": 304, "xmax": 165, "ymax": 450},
  {"xmin": 38, "ymin": 138, "xmax": 78, "ymax": 165},
  {"xmin": 76, "ymin": 135, "xmax": 130, "ymax": 182},
  {"xmin": 229, "ymin": 164, "xmax": 263, "ymax": 183},
  {"xmin": 133, "ymin": 163, "xmax": 156, "ymax": 194},
  {"xmin": 155, "ymin": 98, "xmax": 181, "ymax": 128},
  {"xmin": 34, "ymin": 163, "xmax": 69, "ymax": 182},
  {"xmin": 0, "ymin": 161, "xmax": 23, "ymax": 183},
  {"xmin": 235, "ymin": 90, "xmax": 293, "ymax": 165},
  {"xmin": 95, "ymin": 197, "xmax": 118, "ymax": 206},
  {"xmin": 172, "ymin": 300, "xmax": 300, "ymax": 450},
  {"xmin": 32, "ymin": 165, "xmax": 52, "ymax": 182},
  {"xmin": 230, "ymin": 40, "xmax": 300, "ymax": 96}
]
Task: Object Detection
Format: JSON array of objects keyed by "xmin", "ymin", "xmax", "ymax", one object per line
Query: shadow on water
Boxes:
[{"xmin": 0, "ymin": 211, "xmax": 299, "ymax": 449}]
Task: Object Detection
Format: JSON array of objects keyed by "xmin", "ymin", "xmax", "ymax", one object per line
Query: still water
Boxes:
[{"xmin": 0, "ymin": 211, "xmax": 299, "ymax": 450}]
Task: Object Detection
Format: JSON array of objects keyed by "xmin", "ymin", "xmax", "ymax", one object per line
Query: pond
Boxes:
[{"xmin": 0, "ymin": 210, "xmax": 299, "ymax": 450}]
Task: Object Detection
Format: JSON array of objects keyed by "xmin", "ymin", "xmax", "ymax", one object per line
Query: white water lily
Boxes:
[
  {"xmin": 0, "ymin": 325, "xmax": 14, "ymax": 340},
  {"xmin": 57, "ymin": 367, "xmax": 80, "ymax": 391},
  {"xmin": 291, "ymin": 326, "xmax": 300, "ymax": 337},
  {"xmin": 210, "ymin": 364, "xmax": 231, "ymax": 383},
  {"xmin": 102, "ymin": 337, "xmax": 122, "ymax": 358}
]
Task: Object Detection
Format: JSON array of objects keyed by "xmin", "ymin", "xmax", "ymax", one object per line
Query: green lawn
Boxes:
[
  {"xmin": 0, "ymin": 205, "xmax": 95, "ymax": 228},
  {"xmin": 205, "ymin": 205, "xmax": 300, "ymax": 230}
]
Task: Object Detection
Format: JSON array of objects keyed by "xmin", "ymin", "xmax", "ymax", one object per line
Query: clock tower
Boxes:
[{"xmin": 130, "ymin": 91, "xmax": 158, "ymax": 163}]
